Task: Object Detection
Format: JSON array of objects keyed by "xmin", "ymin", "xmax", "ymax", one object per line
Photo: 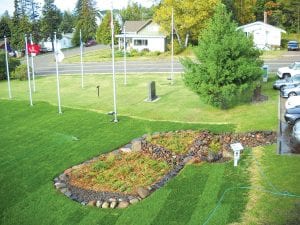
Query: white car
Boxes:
[
  {"xmin": 285, "ymin": 96, "xmax": 300, "ymax": 109},
  {"xmin": 277, "ymin": 62, "xmax": 300, "ymax": 79}
]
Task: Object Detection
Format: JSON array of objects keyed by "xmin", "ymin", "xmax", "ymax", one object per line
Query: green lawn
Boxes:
[
  {"xmin": 0, "ymin": 74, "xmax": 278, "ymax": 132},
  {"xmin": 1, "ymin": 100, "xmax": 299, "ymax": 225}
]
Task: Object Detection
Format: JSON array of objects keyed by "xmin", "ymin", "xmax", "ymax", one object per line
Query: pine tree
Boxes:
[
  {"xmin": 96, "ymin": 11, "xmax": 120, "ymax": 45},
  {"xmin": 73, "ymin": 0, "xmax": 97, "ymax": 45},
  {"xmin": 41, "ymin": 0, "xmax": 62, "ymax": 50},
  {"xmin": 182, "ymin": 4, "xmax": 263, "ymax": 109},
  {"xmin": 59, "ymin": 11, "xmax": 76, "ymax": 34}
]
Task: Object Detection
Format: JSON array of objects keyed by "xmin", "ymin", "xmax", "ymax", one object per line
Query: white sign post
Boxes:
[{"xmin": 230, "ymin": 143, "xmax": 243, "ymax": 167}]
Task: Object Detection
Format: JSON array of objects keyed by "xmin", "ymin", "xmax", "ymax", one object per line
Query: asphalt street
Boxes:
[{"xmin": 32, "ymin": 46, "xmax": 300, "ymax": 76}]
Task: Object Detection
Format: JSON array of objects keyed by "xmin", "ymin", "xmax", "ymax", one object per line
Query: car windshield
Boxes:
[{"xmin": 289, "ymin": 63, "xmax": 295, "ymax": 69}]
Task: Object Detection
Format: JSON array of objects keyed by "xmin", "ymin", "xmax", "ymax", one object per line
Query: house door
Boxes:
[{"xmin": 253, "ymin": 30, "xmax": 267, "ymax": 49}]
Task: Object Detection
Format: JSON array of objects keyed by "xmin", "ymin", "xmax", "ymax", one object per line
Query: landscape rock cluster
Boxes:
[{"xmin": 54, "ymin": 130, "xmax": 276, "ymax": 209}]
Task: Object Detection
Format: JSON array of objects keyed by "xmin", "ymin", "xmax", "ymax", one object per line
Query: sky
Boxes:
[{"xmin": 0, "ymin": 0, "xmax": 156, "ymax": 16}]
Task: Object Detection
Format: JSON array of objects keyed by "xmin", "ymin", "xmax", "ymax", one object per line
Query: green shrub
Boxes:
[
  {"xmin": 11, "ymin": 64, "xmax": 28, "ymax": 81},
  {"xmin": 0, "ymin": 51, "xmax": 20, "ymax": 80},
  {"xmin": 208, "ymin": 140, "xmax": 221, "ymax": 154},
  {"xmin": 167, "ymin": 39, "xmax": 185, "ymax": 54}
]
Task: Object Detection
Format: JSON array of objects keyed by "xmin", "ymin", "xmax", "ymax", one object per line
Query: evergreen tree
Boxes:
[
  {"xmin": 59, "ymin": 11, "xmax": 76, "ymax": 34},
  {"xmin": 96, "ymin": 11, "xmax": 120, "ymax": 45},
  {"xmin": 0, "ymin": 12, "xmax": 12, "ymax": 38},
  {"xmin": 182, "ymin": 4, "xmax": 263, "ymax": 109},
  {"xmin": 41, "ymin": 0, "xmax": 62, "ymax": 50},
  {"xmin": 120, "ymin": 2, "xmax": 155, "ymax": 22},
  {"xmin": 73, "ymin": 0, "xmax": 97, "ymax": 45}
]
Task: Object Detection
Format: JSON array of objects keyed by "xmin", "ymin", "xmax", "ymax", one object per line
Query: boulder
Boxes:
[
  {"xmin": 118, "ymin": 201, "xmax": 129, "ymax": 208},
  {"xmin": 102, "ymin": 202, "xmax": 109, "ymax": 209},
  {"xmin": 54, "ymin": 182, "xmax": 66, "ymax": 189},
  {"xmin": 87, "ymin": 200, "xmax": 96, "ymax": 206},
  {"xmin": 129, "ymin": 198, "xmax": 139, "ymax": 204},
  {"xmin": 131, "ymin": 139, "xmax": 142, "ymax": 152},
  {"xmin": 96, "ymin": 200, "xmax": 103, "ymax": 208},
  {"xmin": 110, "ymin": 201, "xmax": 117, "ymax": 209},
  {"xmin": 137, "ymin": 187, "xmax": 150, "ymax": 199}
]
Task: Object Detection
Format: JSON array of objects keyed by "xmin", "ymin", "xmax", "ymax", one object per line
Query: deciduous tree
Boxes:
[
  {"xmin": 182, "ymin": 4, "xmax": 263, "ymax": 109},
  {"xmin": 154, "ymin": 0, "xmax": 219, "ymax": 46}
]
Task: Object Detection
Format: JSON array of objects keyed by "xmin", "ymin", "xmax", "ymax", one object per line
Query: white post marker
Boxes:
[
  {"xmin": 230, "ymin": 143, "xmax": 244, "ymax": 167},
  {"xmin": 123, "ymin": 25, "xmax": 127, "ymax": 85},
  {"xmin": 170, "ymin": 7, "xmax": 174, "ymax": 85},
  {"xmin": 25, "ymin": 34, "xmax": 33, "ymax": 106},
  {"xmin": 80, "ymin": 29, "xmax": 84, "ymax": 88},
  {"xmin": 4, "ymin": 36, "xmax": 12, "ymax": 99},
  {"xmin": 30, "ymin": 33, "xmax": 36, "ymax": 92},
  {"xmin": 54, "ymin": 32, "xmax": 62, "ymax": 114},
  {"xmin": 111, "ymin": 4, "xmax": 118, "ymax": 122}
]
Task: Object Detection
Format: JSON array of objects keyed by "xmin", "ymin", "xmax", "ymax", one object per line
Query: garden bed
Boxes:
[{"xmin": 54, "ymin": 130, "xmax": 276, "ymax": 209}]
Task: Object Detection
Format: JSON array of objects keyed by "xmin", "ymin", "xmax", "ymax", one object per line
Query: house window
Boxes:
[{"xmin": 134, "ymin": 39, "xmax": 148, "ymax": 46}]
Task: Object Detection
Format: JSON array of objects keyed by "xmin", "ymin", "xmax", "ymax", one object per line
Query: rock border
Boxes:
[{"xmin": 54, "ymin": 130, "xmax": 276, "ymax": 209}]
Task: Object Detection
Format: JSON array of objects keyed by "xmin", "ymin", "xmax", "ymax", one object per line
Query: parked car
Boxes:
[
  {"xmin": 285, "ymin": 96, "xmax": 300, "ymax": 109},
  {"xmin": 85, "ymin": 39, "xmax": 97, "ymax": 47},
  {"xmin": 287, "ymin": 40, "xmax": 299, "ymax": 51},
  {"xmin": 292, "ymin": 120, "xmax": 300, "ymax": 142},
  {"xmin": 281, "ymin": 85, "xmax": 300, "ymax": 98},
  {"xmin": 277, "ymin": 62, "xmax": 300, "ymax": 79},
  {"xmin": 273, "ymin": 75, "xmax": 300, "ymax": 90},
  {"xmin": 284, "ymin": 106, "xmax": 300, "ymax": 125}
]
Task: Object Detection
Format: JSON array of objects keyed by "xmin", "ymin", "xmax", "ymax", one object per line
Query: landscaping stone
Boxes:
[
  {"xmin": 110, "ymin": 201, "xmax": 117, "ymax": 209},
  {"xmin": 129, "ymin": 198, "xmax": 139, "ymax": 204},
  {"xmin": 118, "ymin": 201, "xmax": 129, "ymax": 208},
  {"xmin": 137, "ymin": 187, "xmax": 150, "ymax": 199},
  {"xmin": 120, "ymin": 147, "xmax": 132, "ymax": 153},
  {"xmin": 87, "ymin": 200, "xmax": 96, "ymax": 206},
  {"xmin": 54, "ymin": 182, "xmax": 66, "ymax": 189},
  {"xmin": 96, "ymin": 200, "xmax": 103, "ymax": 208},
  {"xmin": 59, "ymin": 174, "xmax": 67, "ymax": 181},
  {"xmin": 102, "ymin": 202, "xmax": 109, "ymax": 209},
  {"xmin": 131, "ymin": 139, "xmax": 142, "ymax": 152}
]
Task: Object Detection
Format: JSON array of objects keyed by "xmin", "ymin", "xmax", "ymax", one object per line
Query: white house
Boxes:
[
  {"xmin": 40, "ymin": 32, "xmax": 74, "ymax": 51},
  {"xmin": 238, "ymin": 21, "xmax": 286, "ymax": 50},
  {"xmin": 116, "ymin": 19, "xmax": 166, "ymax": 52}
]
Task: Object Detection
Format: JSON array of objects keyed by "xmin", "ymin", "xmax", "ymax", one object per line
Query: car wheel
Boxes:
[
  {"xmin": 280, "ymin": 85, "xmax": 286, "ymax": 91},
  {"xmin": 288, "ymin": 92, "xmax": 297, "ymax": 97}
]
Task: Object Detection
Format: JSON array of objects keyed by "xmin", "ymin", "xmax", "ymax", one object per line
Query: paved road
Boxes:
[{"xmin": 32, "ymin": 46, "xmax": 300, "ymax": 75}]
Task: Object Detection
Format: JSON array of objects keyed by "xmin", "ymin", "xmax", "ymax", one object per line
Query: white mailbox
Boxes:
[{"xmin": 230, "ymin": 143, "xmax": 244, "ymax": 167}]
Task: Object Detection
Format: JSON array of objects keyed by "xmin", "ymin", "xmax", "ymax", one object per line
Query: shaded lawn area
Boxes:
[
  {"xmin": 0, "ymin": 100, "xmax": 247, "ymax": 225},
  {"xmin": 0, "ymin": 74, "xmax": 278, "ymax": 132}
]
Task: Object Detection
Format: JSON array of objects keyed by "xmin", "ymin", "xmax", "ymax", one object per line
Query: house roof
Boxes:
[
  {"xmin": 238, "ymin": 21, "xmax": 286, "ymax": 33},
  {"xmin": 123, "ymin": 20, "xmax": 152, "ymax": 33}
]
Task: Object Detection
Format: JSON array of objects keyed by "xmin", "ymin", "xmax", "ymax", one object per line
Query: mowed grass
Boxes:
[
  {"xmin": 1, "ymin": 100, "xmax": 299, "ymax": 225},
  {"xmin": 0, "ymin": 100, "xmax": 244, "ymax": 225},
  {"xmin": 0, "ymin": 74, "xmax": 278, "ymax": 132}
]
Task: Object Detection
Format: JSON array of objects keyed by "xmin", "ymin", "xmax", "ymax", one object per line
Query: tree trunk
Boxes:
[
  {"xmin": 173, "ymin": 25, "xmax": 182, "ymax": 46},
  {"xmin": 184, "ymin": 33, "xmax": 189, "ymax": 47}
]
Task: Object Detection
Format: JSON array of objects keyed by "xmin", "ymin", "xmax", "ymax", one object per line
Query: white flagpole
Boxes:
[
  {"xmin": 30, "ymin": 33, "xmax": 36, "ymax": 92},
  {"xmin": 80, "ymin": 29, "xmax": 84, "ymax": 88},
  {"xmin": 25, "ymin": 34, "xmax": 33, "ymax": 106},
  {"xmin": 123, "ymin": 25, "xmax": 127, "ymax": 85},
  {"xmin": 171, "ymin": 8, "xmax": 174, "ymax": 85},
  {"xmin": 54, "ymin": 32, "xmax": 62, "ymax": 114},
  {"xmin": 4, "ymin": 36, "xmax": 12, "ymax": 99},
  {"xmin": 111, "ymin": 4, "xmax": 118, "ymax": 122}
]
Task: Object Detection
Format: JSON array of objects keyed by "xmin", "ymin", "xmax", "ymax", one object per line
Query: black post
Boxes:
[{"xmin": 97, "ymin": 85, "xmax": 100, "ymax": 97}]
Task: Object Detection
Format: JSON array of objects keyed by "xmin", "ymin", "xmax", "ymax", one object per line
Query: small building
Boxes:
[
  {"xmin": 116, "ymin": 19, "xmax": 166, "ymax": 52},
  {"xmin": 40, "ymin": 32, "xmax": 75, "ymax": 51},
  {"xmin": 238, "ymin": 21, "xmax": 286, "ymax": 50}
]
